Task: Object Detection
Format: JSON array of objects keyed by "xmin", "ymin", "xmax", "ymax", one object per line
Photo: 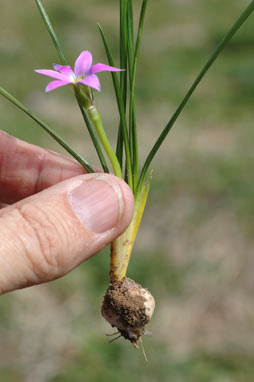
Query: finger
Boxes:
[
  {"xmin": 0, "ymin": 174, "xmax": 134, "ymax": 294},
  {"xmin": 0, "ymin": 130, "xmax": 86, "ymax": 204},
  {"xmin": 0, "ymin": 203, "xmax": 9, "ymax": 209}
]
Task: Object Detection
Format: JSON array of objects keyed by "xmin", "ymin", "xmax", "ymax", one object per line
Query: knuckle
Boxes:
[{"xmin": 15, "ymin": 202, "xmax": 70, "ymax": 280}]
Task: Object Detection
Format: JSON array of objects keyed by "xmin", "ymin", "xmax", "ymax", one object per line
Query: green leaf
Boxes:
[
  {"xmin": 35, "ymin": 0, "xmax": 67, "ymax": 65},
  {"xmin": 117, "ymin": 0, "xmax": 128, "ymax": 167},
  {"xmin": 128, "ymin": 0, "xmax": 148, "ymax": 189},
  {"xmin": 0, "ymin": 87, "xmax": 93, "ymax": 173},
  {"xmin": 127, "ymin": 0, "xmax": 136, "ymax": 185},
  {"xmin": 120, "ymin": 0, "xmax": 128, "ymax": 105},
  {"xmin": 133, "ymin": 0, "xmax": 148, "ymax": 72},
  {"xmin": 97, "ymin": 23, "xmax": 133, "ymax": 190},
  {"xmin": 138, "ymin": 0, "xmax": 254, "ymax": 192}
]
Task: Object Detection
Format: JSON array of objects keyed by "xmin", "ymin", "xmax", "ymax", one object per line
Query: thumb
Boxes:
[{"xmin": 0, "ymin": 174, "xmax": 134, "ymax": 294}]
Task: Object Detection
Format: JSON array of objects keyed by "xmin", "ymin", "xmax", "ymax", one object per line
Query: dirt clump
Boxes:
[{"xmin": 102, "ymin": 278, "xmax": 155, "ymax": 345}]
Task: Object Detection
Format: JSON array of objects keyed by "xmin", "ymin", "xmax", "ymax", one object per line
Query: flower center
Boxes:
[{"xmin": 74, "ymin": 74, "xmax": 86, "ymax": 84}]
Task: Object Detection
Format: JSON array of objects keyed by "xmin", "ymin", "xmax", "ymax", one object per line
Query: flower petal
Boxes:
[
  {"xmin": 90, "ymin": 63, "xmax": 123, "ymax": 74},
  {"xmin": 53, "ymin": 64, "xmax": 75, "ymax": 78},
  {"xmin": 79, "ymin": 74, "xmax": 101, "ymax": 91},
  {"xmin": 35, "ymin": 69, "xmax": 68, "ymax": 81},
  {"xmin": 45, "ymin": 80, "xmax": 71, "ymax": 93},
  {"xmin": 74, "ymin": 50, "xmax": 93, "ymax": 77}
]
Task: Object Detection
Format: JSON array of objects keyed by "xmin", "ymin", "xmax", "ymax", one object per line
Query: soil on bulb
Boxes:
[{"xmin": 101, "ymin": 278, "xmax": 154, "ymax": 345}]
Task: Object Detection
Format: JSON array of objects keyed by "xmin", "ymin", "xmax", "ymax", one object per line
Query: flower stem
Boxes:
[
  {"xmin": 73, "ymin": 86, "xmax": 110, "ymax": 173},
  {"xmin": 87, "ymin": 105, "xmax": 122, "ymax": 178}
]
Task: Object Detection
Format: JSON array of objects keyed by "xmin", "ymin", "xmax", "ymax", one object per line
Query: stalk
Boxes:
[
  {"xmin": 73, "ymin": 85, "xmax": 122, "ymax": 178},
  {"xmin": 110, "ymin": 172, "xmax": 152, "ymax": 281},
  {"xmin": 73, "ymin": 86, "xmax": 110, "ymax": 173},
  {"xmin": 87, "ymin": 105, "xmax": 122, "ymax": 178}
]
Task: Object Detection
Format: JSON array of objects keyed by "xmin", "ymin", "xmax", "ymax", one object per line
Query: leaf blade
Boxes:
[
  {"xmin": 35, "ymin": 0, "xmax": 67, "ymax": 65},
  {"xmin": 138, "ymin": 0, "xmax": 254, "ymax": 192},
  {"xmin": 97, "ymin": 23, "xmax": 133, "ymax": 189},
  {"xmin": 0, "ymin": 87, "xmax": 93, "ymax": 173}
]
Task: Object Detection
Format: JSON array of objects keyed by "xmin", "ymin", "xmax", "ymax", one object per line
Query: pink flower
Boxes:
[{"xmin": 35, "ymin": 50, "xmax": 122, "ymax": 93}]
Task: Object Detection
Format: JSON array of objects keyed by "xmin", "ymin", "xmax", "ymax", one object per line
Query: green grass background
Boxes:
[{"xmin": 1, "ymin": 0, "xmax": 254, "ymax": 381}]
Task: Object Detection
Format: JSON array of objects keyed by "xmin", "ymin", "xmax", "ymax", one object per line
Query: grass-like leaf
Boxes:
[
  {"xmin": 128, "ymin": 0, "xmax": 148, "ymax": 189},
  {"xmin": 137, "ymin": 0, "xmax": 254, "ymax": 192},
  {"xmin": 119, "ymin": 0, "xmax": 128, "ymax": 106},
  {"xmin": 127, "ymin": 0, "xmax": 136, "ymax": 185},
  {"xmin": 98, "ymin": 23, "xmax": 133, "ymax": 190},
  {"xmin": 35, "ymin": 0, "xmax": 67, "ymax": 65},
  {"xmin": 117, "ymin": 0, "xmax": 128, "ymax": 167},
  {"xmin": 0, "ymin": 87, "xmax": 93, "ymax": 173},
  {"xmin": 133, "ymin": 0, "xmax": 148, "ymax": 72}
]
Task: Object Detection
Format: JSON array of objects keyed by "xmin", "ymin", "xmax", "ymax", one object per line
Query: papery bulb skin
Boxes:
[{"xmin": 102, "ymin": 278, "xmax": 155, "ymax": 345}]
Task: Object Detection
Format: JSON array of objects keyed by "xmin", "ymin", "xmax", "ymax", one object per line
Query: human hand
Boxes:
[{"xmin": 0, "ymin": 131, "xmax": 134, "ymax": 294}]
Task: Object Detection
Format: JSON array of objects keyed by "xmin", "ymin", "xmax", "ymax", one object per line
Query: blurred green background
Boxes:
[{"xmin": 1, "ymin": 0, "xmax": 254, "ymax": 381}]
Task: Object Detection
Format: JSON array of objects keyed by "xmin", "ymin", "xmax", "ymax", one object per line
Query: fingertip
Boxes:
[{"xmin": 68, "ymin": 174, "xmax": 134, "ymax": 236}]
